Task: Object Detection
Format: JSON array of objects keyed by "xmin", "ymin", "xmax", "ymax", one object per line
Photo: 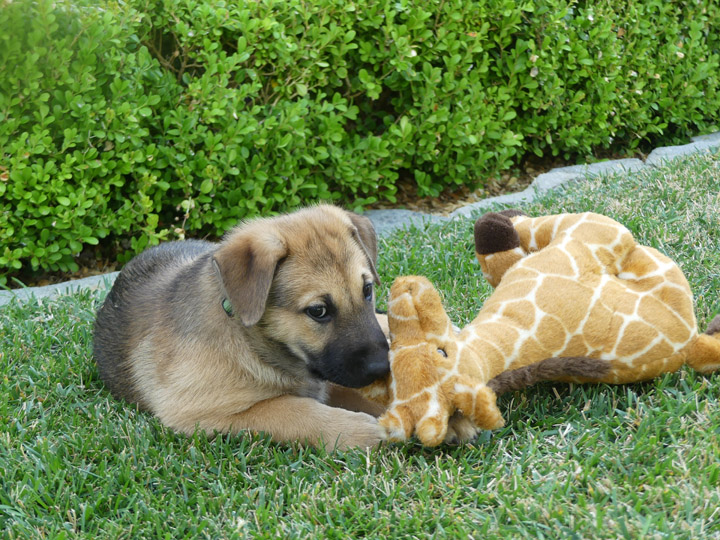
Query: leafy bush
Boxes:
[
  {"xmin": 1, "ymin": 0, "xmax": 719, "ymax": 285},
  {"xmin": 0, "ymin": 0, "xmax": 178, "ymax": 278}
]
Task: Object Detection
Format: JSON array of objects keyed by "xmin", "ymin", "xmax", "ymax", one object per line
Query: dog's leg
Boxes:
[
  {"xmin": 195, "ymin": 395, "xmax": 386, "ymax": 451},
  {"xmin": 326, "ymin": 383, "xmax": 387, "ymax": 417}
]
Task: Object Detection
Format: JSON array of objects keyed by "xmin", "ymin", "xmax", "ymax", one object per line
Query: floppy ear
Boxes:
[
  {"xmin": 346, "ymin": 211, "xmax": 381, "ymax": 285},
  {"xmin": 212, "ymin": 229, "xmax": 287, "ymax": 327}
]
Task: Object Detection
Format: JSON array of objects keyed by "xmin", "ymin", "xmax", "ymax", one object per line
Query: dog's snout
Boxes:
[
  {"xmin": 313, "ymin": 314, "xmax": 392, "ymax": 388},
  {"xmin": 357, "ymin": 337, "xmax": 390, "ymax": 381},
  {"xmin": 363, "ymin": 325, "xmax": 390, "ymax": 379},
  {"xmin": 327, "ymin": 339, "xmax": 389, "ymax": 388}
]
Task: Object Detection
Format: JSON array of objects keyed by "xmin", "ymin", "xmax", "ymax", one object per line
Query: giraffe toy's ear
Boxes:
[{"xmin": 388, "ymin": 276, "xmax": 454, "ymax": 347}]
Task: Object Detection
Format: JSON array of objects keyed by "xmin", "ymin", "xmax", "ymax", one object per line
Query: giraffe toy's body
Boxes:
[
  {"xmin": 360, "ymin": 211, "xmax": 720, "ymax": 446},
  {"xmin": 473, "ymin": 211, "xmax": 720, "ymax": 383}
]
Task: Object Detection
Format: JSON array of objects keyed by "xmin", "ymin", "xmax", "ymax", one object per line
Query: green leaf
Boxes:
[{"xmin": 200, "ymin": 179, "xmax": 213, "ymax": 194}]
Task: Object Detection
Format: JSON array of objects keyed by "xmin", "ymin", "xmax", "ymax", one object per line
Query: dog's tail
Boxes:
[
  {"xmin": 684, "ymin": 314, "xmax": 720, "ymax": 374},
  {"xmin": 487, "ymin": 356, "xmax": 611, "ymax": 395}
]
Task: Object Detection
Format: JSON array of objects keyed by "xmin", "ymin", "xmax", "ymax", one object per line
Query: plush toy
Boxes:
[{"xmin": 361, "ymin": 211, "xmax": 720, "ymax": 446}]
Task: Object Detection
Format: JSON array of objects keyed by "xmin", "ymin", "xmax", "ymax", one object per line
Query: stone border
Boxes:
[
  {"xmin": 2, "ymin": 131, "xmax": 719, "ymax": 308},
  {"xmin": 0, "ymin": 272, "xmax": 121, "ymax": 307}
]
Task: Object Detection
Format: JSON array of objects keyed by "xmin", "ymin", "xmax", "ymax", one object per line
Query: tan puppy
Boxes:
[{"xmin": 93, "ymin": 205, "xmax": 390, "ymax": 450}]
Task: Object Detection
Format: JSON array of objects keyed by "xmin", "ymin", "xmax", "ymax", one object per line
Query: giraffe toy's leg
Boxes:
[
  {"xmin": 376, "ymin": 342, "xmax": 446, "ymax": 442},
  {"xmin": 686, "ymin": 315, "xmax": 720, "ymax": 374},
  {"xmin": 414, "ymin": 400, "xmax": 452, "ymax": 447},
  {"xmin": 378, "ymin": 403, "xmax": 419, "ymax": 442},
  {"xmin": 377, "ymin": 380, "xmax": 452, "ymax": 446},
  {"xmin": 451, "ymin": 376, "xmax": 505, "ymax": 431}
]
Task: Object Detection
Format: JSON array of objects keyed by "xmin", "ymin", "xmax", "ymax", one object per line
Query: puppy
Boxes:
[{"xmin": 93, "ymin": 205, "xmax": 390, "ymax": 450}]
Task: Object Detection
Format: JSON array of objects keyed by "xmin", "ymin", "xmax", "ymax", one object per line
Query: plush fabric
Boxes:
[{"xmin": 361, "ymin": 211, "xmax": 720, "ymax": 446}]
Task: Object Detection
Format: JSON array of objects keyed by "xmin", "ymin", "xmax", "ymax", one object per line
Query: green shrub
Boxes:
[
  {"xmin": 1, "ymin": 0, "xmax": 719, "ymax": 285},
  {"xmin": 0, "ymin": 0, "xmax": 179, "ymax": 278}
]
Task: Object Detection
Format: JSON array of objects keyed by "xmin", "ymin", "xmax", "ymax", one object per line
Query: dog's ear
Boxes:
[
  {"xmin": 346, "ymin": 211, "xmax": 381, "ymax": 285},
  {"xmin": 212, "ymin": 229, "xmax": 287, "ymax": 327}
]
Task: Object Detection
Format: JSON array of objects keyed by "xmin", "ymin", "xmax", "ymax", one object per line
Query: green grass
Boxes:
[{"xmin": 2, "ymin": 151, "xmax": 720, "ymax": 539}]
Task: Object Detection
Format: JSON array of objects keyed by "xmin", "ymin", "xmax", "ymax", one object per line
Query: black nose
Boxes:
[
  {"xmin": 324, "ymin": 316, "xmax": 392, "ymax": 388},
  {"xmin": 367, "ymin": 332, "xmax": 390, "ymax": 376},
  {"xmin": 365, "ymin": 357, "xmax": 390, "ymax": 379},
  {"xmin": 340, "ymin": 339, "xmax": 389, "ymax": 387}
]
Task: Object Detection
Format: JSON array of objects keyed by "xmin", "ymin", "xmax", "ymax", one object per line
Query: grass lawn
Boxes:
[{"xmin": 2, "ymin": 151, "xmax": 719, "ymax": 539}]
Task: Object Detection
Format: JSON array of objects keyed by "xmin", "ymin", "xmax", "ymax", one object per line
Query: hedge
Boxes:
[{"xmin": 1, "ymin": 0, "xmax": 719, "ymax": 284}]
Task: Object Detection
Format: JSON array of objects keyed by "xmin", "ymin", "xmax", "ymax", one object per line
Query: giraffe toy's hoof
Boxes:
[
  {"xmin": 705, "ymin": 314, "xmax": 720, "ymax": 337},
  {"xmin": 416, "ymin": 414, "xmax": 450, "ymax": 447},
  {"xmin": 378, "ymin": 409, "xmax": 412, "ymax": 442}
]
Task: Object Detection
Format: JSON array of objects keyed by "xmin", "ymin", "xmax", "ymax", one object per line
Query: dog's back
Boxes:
[{"xmin": 93, "ymin": 239, "xmax": 214, "ymax": 406}]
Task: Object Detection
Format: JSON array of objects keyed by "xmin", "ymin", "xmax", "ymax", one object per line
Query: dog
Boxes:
[{"xmin": 93, "ymin": 205, "xmax": 392, "ymax": 450}]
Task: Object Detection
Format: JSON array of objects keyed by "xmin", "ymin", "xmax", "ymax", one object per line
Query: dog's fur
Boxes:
[{"xmin": 93, "ymin": 205, "xmax": 391, "ymax": 450}]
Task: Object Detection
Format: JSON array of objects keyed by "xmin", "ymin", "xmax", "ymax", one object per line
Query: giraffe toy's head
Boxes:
[{"xmin": 364, "ymin": 275, "xmax": 504, "ymax": 446}]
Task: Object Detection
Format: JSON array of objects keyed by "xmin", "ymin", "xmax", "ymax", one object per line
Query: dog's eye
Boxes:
[
  {"xmin": 363, "ymin": 283, "xmax": 373, "ymax": 302},
  {"xmin": 306, "ymin": 305, "xmax": 329, "ymax": 321},
  {"xmin": 437, "ymin": 348, "xmax": 447, "ymax": 358}
]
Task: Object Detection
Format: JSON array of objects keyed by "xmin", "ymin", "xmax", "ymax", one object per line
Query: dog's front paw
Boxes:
[
  {"xmin": 444, "ymin": 412, "xmax": 479, "ymax": 445},
  {"xmin": 328, "ymin": 410, "xmax": 387, "ymax": 451}
]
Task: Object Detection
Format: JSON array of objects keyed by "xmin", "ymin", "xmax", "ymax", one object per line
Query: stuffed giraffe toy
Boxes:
[{"xmin": 360, "ymin": 211, "xmax": 720, "ymax": 446}]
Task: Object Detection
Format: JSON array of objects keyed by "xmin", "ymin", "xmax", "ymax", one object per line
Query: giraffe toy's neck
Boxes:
[{"xmin": 455, "ymin": 315, "xmax": 531, "ymax": 383}]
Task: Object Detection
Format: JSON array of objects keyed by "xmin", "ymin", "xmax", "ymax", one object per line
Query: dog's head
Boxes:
[{"xmin": 212, "ymin": 205, "xmax": 389, "ymax": 388}]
